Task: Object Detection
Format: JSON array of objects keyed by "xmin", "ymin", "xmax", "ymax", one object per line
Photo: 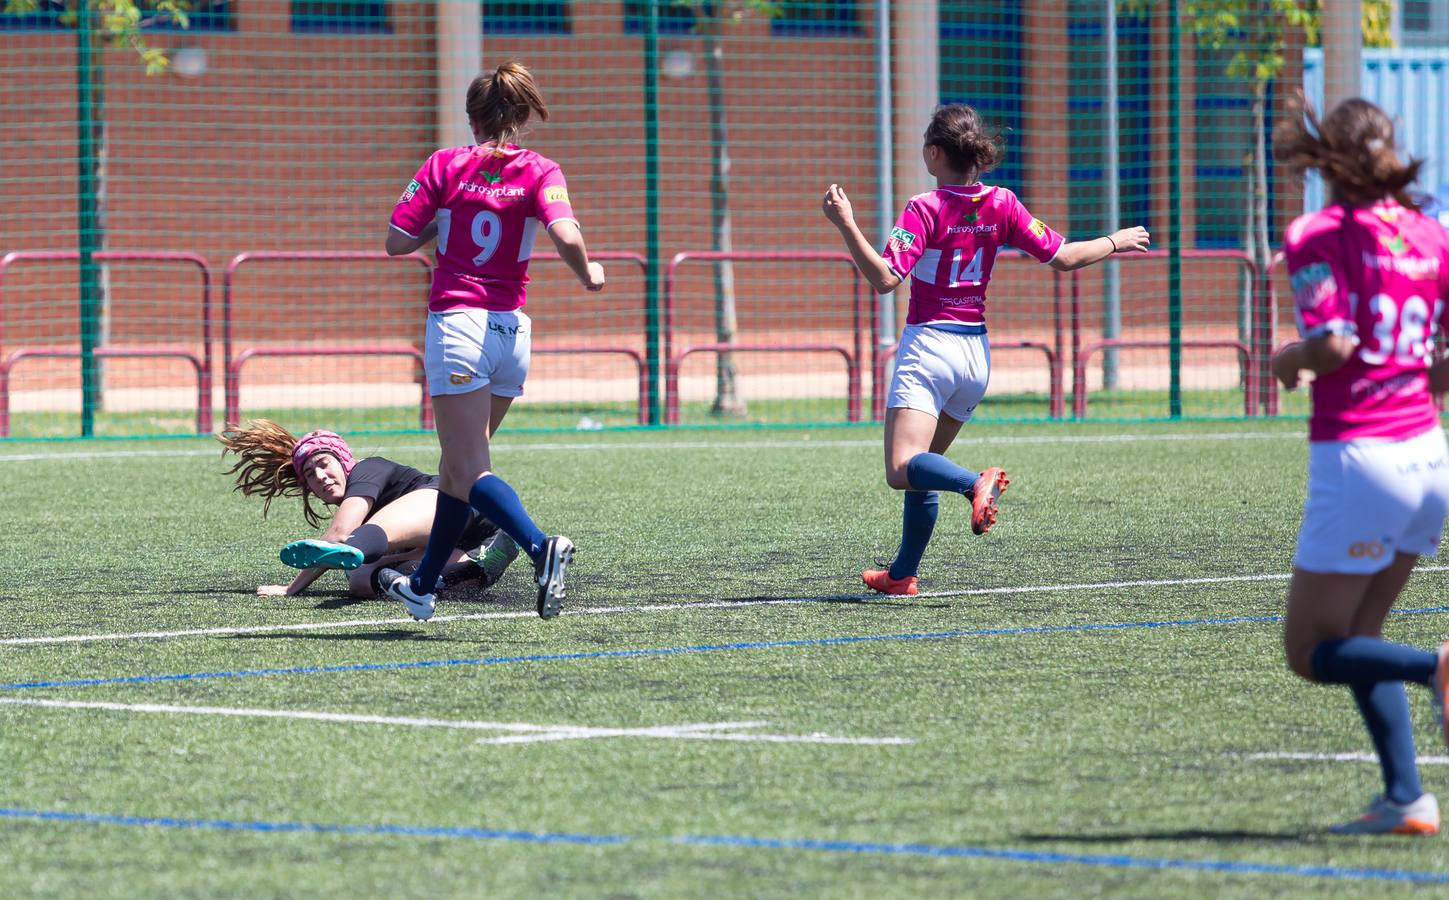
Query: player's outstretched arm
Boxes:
[
  {"xmin": 258, "ymin": 497, "xmax": 372, "ymax": 597},
  {"xmin": 259, "ymin": 565, "xmax": 327, "ymax": 597},
  {"xmin": 822, "ymin": 184, "xmax": 901, "ymax": 294},
  {"xmin": 1049, "ymin": 226, "xmax": 1151, "ymax": 271},
  {"xmin": 546, "ymin": 220, "xmax": 606, "ymax": 291}
]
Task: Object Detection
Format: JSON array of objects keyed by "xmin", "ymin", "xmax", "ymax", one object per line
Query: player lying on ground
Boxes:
[
  {"xmin": 1273, "ymin": 94, "xmax": 1449, "ymax": 835},
  {"xmin": 823, "ymin": 103, "xmax": 1149, "ymax": 596},
  {"xmin": 219, "ymin": 419, "xmax": 519, "ymax": 599}
]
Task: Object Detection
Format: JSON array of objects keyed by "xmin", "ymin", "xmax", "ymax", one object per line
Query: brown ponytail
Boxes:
[
  {"xmin": 923, "ymin": 104, "xmax": 1006, "ymax": 180},
  {"xmin": 466, "ymin": 60, "xmax": 549, "ymax": 148},
  {"xmin": 218, "ymin": 419, "xmax": 329, "ymax": 528},
  {"xmin": 1273, "ymin": 94, "xmax": 1424, "ymax": 211}
]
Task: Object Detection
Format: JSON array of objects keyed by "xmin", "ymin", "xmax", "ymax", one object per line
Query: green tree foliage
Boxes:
[
  {"xmin": 2, "ymin": 0, "xmax": 194, "ymax": 73},
  {"xmin": 1119, "ymin": 0, "xmax": 1393, "ymax": 82}
]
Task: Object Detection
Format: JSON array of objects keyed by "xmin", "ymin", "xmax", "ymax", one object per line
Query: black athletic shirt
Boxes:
[
  {"xmin": 343, "ymin": 456, "xmax": 496, "ymax": 550},
  {"xmin": 344, "ymin": 457, "xmax": 435, "ymax": 511}
]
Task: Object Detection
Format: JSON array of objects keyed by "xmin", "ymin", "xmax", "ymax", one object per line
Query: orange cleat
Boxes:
[
  {"xmin": 970, "ymin": 467, "xmax": 1010, "ymax": 535},
  {"xmin": 1329, "ymin": 794, "xmax": 1440, "ymax": 835},
  {"xmin": 862, "ymin": 568, "xmax": 918, "ymax": 596}
]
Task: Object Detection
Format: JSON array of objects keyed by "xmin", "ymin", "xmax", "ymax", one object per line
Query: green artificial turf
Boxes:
[{"xmin": 2, "ymin": 419, "xmax": 1448, "ymax": 897}]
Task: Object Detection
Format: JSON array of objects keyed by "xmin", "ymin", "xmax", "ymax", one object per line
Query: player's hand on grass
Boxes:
[
  {"xmin": 1110, "ymin": 226, "xmax": 1151, "ymax": 253},
  {"xmin": 257, "ymin": 584, "xmax": 290, "ymax": 597},
  {"xmin": 584, "ymin": 261, "xmax": 606, "ymax": 292},
  {"xmin": 822, "ymin": 184, "xmax": 855, "ymax": 228}
]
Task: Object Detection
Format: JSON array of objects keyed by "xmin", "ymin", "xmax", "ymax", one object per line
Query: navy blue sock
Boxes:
[
  {"xmin": 410, "ymin": 492, "xmax": 472, "ymax": 594},
  {"xmin": 888, "ymin": 491, "xmax": 939, "ymax": 580},
  {"xmin": 1351, "ymin": 680, "xmax": 1424, "ymax": 805},
  {"xmin": 1310, "ymin": 637, "xmax": 1437, "ymax": 687},
  {"xmin": 469, "ymin": 473, "xmax": 547, "ymax": 563},
  {"xmin": 344, "ymin": 523, "xmax": 389, "ymax": 564},
  {"xmin": 904, "ymin": 453, "xmax": 978, "ymax": 494}
]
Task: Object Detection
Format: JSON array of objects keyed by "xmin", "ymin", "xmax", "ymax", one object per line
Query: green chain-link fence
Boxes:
[{"xmin": 1, "ymin": 1, "xmax": 1381, "ymax": 437}]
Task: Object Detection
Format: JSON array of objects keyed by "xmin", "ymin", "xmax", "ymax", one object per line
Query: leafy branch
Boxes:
[{"xmin": 3, "ymin": 0, "xmax": 195, "ymax": 73}]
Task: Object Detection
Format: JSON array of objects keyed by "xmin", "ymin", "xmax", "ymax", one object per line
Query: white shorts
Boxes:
[
  {"xmin": 887, "ymin": 324, "xmax": 991, "ymax": 422},
  {"xmin": 1294, "ymin": 427, "xmax": 1449, "ymax": 574},
  {"xmin": 424, "ymin": 308, "xmax": 532, "ymax": 398}
]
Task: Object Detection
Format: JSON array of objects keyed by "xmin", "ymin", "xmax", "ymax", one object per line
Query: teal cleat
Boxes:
[{"xmin": 280, "ymin": 539, "xmax": 363, "ymax": 571}]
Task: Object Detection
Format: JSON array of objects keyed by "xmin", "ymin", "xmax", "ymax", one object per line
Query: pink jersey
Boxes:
[
  {"xmin": 1285, "ymin": 200, "xmax": 1449, "ymax": 443},
  {"xmin": 390, "ymin": 144, "xmax": 578, "ymax": 312},
  {"xmin": 880, "ymin": 183, "xmax": 1065, "ymax": 327}
]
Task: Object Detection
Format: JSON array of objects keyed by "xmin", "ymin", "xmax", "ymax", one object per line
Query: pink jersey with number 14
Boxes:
[
  {"xmin": 1285, "ymin": 200, "xmax": 1449, "ymax": 443},
  {"xmin": 390, "ymin": 143, "xmax": 578, "ymax": 313},
  {"xmin": 880, "ymin": 183, "xmax": 1065, "ymax": 327}
]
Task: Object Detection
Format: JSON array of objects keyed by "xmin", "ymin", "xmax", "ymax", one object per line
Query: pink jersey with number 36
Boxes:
[
  {"xmin": 390, "ymin": 144, "xmax": 578, "ymax": 312},
  {"xmin": 1285, "ymin": 201, "xmax": 1449, "ymax": 443},
  {"xmin": 879, "ymin": 183, "xmax": 1065, "ymax": 327}
]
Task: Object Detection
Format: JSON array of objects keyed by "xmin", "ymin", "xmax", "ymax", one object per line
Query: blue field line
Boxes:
[
  {"xmin": 2, "ymin": 806, "xmax": 1447, "ymax": 884},
  {"xmin": 0, "ymin": 807, "xmax": 626, "ymax": 845},
  {"xmin": 5, "ymin": 607, "xmax": 1449, "ymax": 694},
  {"xmin": 674, "ymin": 834, "xmax": 1449, "ymax": 884}
]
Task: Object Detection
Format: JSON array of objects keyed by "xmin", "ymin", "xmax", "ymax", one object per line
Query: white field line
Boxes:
[
  {"xmin": 0, "ymin": 698, "xmax": 911, "ymax": 746},
  {"xmin": 474, "ymin": 721, "xmax": 776, "ymax": 746},
  {"xmin": 474, "ymin": 723, "xmax": 913, "ymax": 747},
  {"xmin": 1240, "ymin": 751, "xmax": 1449, "ymax": 765},
  {"xmin": 9, "ymin": 567, "xmax": 1449, "ymax": 649},
  {"xmin": 0, "ymin": 429, "xmax": 1303, "ymax": 464}
]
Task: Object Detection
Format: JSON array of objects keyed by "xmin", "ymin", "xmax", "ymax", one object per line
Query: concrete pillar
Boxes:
[
  {"xmin": 1323, "ymin": 0, "xmax": 1362, "ymax": 109},
  {"xmin": 1021, "ymin": 0, "xmax": 1069, "ymax": 225},
  {"xmin": 893, "ymin": 0, "xmax": 938, "ymax": 205},
  {"xmin": 436, "ymin": 0, "xmax": 482, "ymax": 149}
]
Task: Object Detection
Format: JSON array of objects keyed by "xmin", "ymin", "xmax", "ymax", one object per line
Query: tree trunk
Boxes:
[
  {"xmin": 98, "ymin": 118, "xmax": 112, "ymax": 411},
  {"xmin": 1240, "ymin": 125, "xmax": 1254, "ymax": 393},
  {"xmin": 1249, "ymin": 80, "xmax": 1273, "ymax": 414},
  {"xmin": 703, "ymin": 20, "xmax": 744, "ymax": 416}
]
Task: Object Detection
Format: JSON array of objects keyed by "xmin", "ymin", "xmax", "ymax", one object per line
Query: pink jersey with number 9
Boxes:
[
  {"xmin": 390, "ymin": 144, "xmax": 578, "ymax": 312},
  {"xmin": 1285, "ymin": 200, "xmax": 1449, "ymax": 442}
]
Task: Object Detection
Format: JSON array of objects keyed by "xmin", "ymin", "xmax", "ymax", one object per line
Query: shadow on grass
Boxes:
[
  {"xmin": 1017, "ymin": 828, "xmax": 1316, "ymax": 844},
  {"xmin": 226, "ymin": 628, "xmax": 452, "ymax": 643},
  {"xmin": 308, "ymin": 592, "xmax": 515, "ymax": 611},
  {"xmin": 60, "ymin": 587, "xmax": 260, "ymax": 598},
  {"xmin": 302, "ymin": 591, "xmax": 939, "ymax": 613},
  {"xmin": 284, "ymin": 588, "xmax": 921, "ymax": 617}
]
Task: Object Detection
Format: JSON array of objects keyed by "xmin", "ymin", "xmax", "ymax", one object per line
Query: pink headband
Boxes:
[{"xmin": 291, "ymin": 430, "xmax": 356, "ymax": 479}]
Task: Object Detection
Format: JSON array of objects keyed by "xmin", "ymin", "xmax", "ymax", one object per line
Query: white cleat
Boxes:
[
  {"xmin": 534, "ymin": 535, "xmax": 574, "ymax": 620},
  {"xmin": 1329, "ymin": 793, "xmax": 1440, "ymax": 835},
  {"xmin": 380, "ymin": 567, "xmax": 436, "ymax": 622}
]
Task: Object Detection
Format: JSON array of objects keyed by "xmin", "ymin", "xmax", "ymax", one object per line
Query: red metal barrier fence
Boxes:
[
  {"xmin": 0, "ymin": 250, "xmax": 213, "ymax": 437},
  {"xmin": 531, "ymin": 250, "xmax": 652, "ymax": 425},
  {"xmin": 663, "ymin": 251, "xmax": 866, "ymax": 425},
  {"xmin": 0, "ymin": 245, "xmax": 1296, "ymax": 435},
  {"xmin": 221, "ymin": 250, "xmax": 434, "ymax": 429}
]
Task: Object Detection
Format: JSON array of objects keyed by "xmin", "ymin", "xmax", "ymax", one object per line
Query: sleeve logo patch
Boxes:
[
  {"xmin": 887, "ymin": 227, "xmax": 917, "ymax": 253},
  {"xmin": 544, "ymin": 186, "xmax": 569, "ymax": 204},
  {"xmin": 1028, "ymin": 218, "xmax": 1047, "ymax": 239},
  {"xmin": 1290, "ymin": 262, "xmax": 1336, "ymax": 310},
  {"xmin": 398, "ymin": 179, "xmax": 420, "ymax": 204}
]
